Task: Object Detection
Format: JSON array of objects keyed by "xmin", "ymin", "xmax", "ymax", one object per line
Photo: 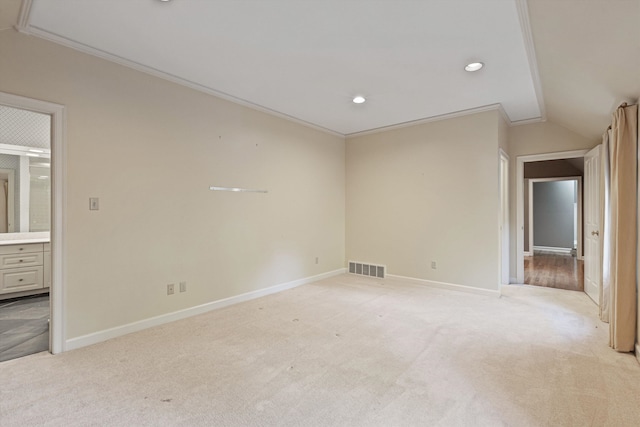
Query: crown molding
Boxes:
[
  {"xmin": 22, "ymin": 24, "xmax": 344, "ymax": 138},
  {"xmin": 346, "ymin": 104, "xmax": 513, "ymax": 138},
  {"xmin": 14, "ymin": 0, "xmax": 33, "ymax": 34},
  {"xmin": 515, "ymin": 0, "xmax": 547, "ymax": 121},
  {"xmin": 510, "ymin": 116, "xmax": 546, "ymax": 127},
  {"xmin": 17, "ymin": 0, "xmax": 546, "ymax": 140}
]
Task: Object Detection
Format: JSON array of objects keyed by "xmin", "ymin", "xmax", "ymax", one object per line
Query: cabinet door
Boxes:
[
  {"xmin": 0, "ymin": 252, "xmax": 43, "ymax": 269},
  {"xmin": 0, "ymin": 243, "xmax": 43, "ymax": 255},
  {"xmin": 0, "ymin": 266, "xmax": 44, "ymax": 294}
]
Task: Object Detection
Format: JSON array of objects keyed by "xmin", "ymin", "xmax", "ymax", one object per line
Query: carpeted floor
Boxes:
[{"xmin": 0, "ymin": 274, "xmax": 638, "ymax": 426}]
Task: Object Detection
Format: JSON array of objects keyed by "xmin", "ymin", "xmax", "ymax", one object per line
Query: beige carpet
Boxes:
[{"xmin": 1, "ymin": 274, "xmax": 639, "ymax": 426}]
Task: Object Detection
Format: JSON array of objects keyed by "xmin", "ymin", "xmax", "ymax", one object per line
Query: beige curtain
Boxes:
[{"xmin": 606, "ymin": 103, "xmax": 638, "ymax": 352}]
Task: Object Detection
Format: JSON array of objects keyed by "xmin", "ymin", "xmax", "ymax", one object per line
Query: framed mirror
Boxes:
[{"xmin": 0, "ymin": 105, "xmax": 51, "ymax": 236}]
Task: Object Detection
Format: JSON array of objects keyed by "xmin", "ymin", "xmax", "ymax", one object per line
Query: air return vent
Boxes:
[{"xmin": 348, "ymin": 261, "xmax": 385, "ymax": 278}]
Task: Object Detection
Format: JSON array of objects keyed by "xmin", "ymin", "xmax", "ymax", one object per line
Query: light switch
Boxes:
[{"xmin": 89, "ymin": 197, "xmax": 99, "ymax": 211}]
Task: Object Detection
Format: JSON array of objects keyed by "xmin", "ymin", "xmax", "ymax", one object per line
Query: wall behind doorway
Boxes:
[{"xmin": 533, "ymin": 180, "xmax": 576, "ymax": 249}]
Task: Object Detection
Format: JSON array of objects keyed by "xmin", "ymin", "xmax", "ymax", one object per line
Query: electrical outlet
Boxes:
[
  {"xmin": 167, "ymin": 284, "xmax": 175, "ymax": 295},
  {"xmin": 179, "ymin": 281, "xmax": 187, "ymax": 293},
  {"xmin": 431, "ymin": 261, "xmax": 437, "ymax": 269}
]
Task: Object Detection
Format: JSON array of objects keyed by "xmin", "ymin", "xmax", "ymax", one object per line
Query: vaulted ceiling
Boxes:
[{"xmin": 4, "ymin": 0, "xmax": 640, "ymax": 141}]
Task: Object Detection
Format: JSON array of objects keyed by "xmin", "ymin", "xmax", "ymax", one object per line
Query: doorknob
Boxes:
[{"xmin": 591, "ymin": 230, "xmax": 600, "ymax": 236}]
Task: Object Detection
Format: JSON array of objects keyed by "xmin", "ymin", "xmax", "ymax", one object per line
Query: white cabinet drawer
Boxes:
[
  {"xmin": 0, "ymin": 252, "xmax": 43, "ymax": 269},
  {"xmin": 0, "ymin": 243, "xmax": 44, "ymax": 255},
  {"xmin": 0, "ymin": 266, "xmax": 44, "ymax": 294}
]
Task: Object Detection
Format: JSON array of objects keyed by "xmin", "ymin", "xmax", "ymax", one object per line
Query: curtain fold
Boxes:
[
  {"xmin": 607, "ymin": 103, "xmax": 638, "ymax": 352},
  {"xmin": 600, "ymin": 129, "xmax": 611, "ymax": 322}
]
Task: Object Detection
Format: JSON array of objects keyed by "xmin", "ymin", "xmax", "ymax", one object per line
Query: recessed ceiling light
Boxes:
[
  {"xmin": 353, "ymin": 96, "xmax": 366, "ymax": 104},
  {"xmin": 465, "ymin": 62, "xmax": 484, "ymax": 72}
]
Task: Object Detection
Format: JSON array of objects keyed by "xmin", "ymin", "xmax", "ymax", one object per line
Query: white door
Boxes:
[
  {"xmin": 499, "ymin": 152, "xmax": 509, "ymax": 286},
  {"xmin": 584, "ymin": 145, "xmax": 601, "ymax": 304}
]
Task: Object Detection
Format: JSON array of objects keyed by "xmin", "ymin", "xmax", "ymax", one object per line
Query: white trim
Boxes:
[
  {"xmin": 516, "ymin": 149, "xmax": 589, "ymax": 283},
  {"xmin": 514, "ymin": 0, "xmax": 547, "ymax": 121},
  {"xmin": 14, "ymin": 0, "xmax": 32, "ymax": 33},
  {"xmin": 499, "ymin": 150, "xmax": 510, "ymax": 291},
  {"xmin": 347, "ymin": 104, "xmax": 512, "ymax": 138},
  {"xmin": 386, "ymin": 274, "xmax": 500, "ymax": 298},
  {"xmin": 510, "ymin": 117, "xmax": 546, "ymax": 127},
  {"xmin": 19, "ymin": 25, "xmax": 344, "ymax": 139},
  {"xmin": 65, "ymin": 268, "xmax": 346, "ymax": 351},
  {"xmin": 509, "ymin": 276, "xmax": 518, "ymax": 284},
  {"xmin": 532, "ymin": 245, "xmax": 572, "ymax": 254},
  {"xmin": 0, "ymin": 91, "xmax": 67, "ymax": 355},
  {"xmin": 523, "ymin": 251, "xmax": 532, "ymax": 257},
  {"xmin": 636, "ymin": 343, "xmax": 640, "ymax": 366},
  {"xmin": 527, "ymin": 178, "xmax": 533, "ymax": 253}
]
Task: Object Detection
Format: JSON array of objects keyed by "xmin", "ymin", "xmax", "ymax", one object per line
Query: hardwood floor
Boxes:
[
  {"xmin": 524, "ymin": 251, "xmax": 584, "ymax": 291},
  {"xmin": 0, "ymin": 295, "xmax": 49, "ymax": 362}
]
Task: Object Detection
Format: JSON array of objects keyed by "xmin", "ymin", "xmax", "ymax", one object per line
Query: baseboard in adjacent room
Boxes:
[
  {"xmin": 386, "ymin": 274, "xmax": 500, "ymax": 298},
  {"xmin": 533, "ymin": 245, "xmax": 572, "ymax": 254},
  {"xmin": 65, "ymin": 268, "xmax": 346, "ymax": 351},
  {"xmin": 636, "ymin": 343, "xmax": 640, "ymax": 366}
]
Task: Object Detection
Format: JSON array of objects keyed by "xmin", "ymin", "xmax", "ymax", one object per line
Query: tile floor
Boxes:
[{"xmin": 0, "ymin": 294, "xmax": 49, "ymax": 362}]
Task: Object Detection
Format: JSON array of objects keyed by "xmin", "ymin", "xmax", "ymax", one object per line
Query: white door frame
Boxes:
[
  {"xmin": 528, "ymin": 176, "xmax": 583, "ymax": 258},
  {"xmin": 516, "ymin": 150, "xmax": 589, "ymax": 283},
  {"xmin": 499, "ymin": 149, "xmax": 509, "ymax": 290},
  {"xmin": 0, "ymin": 91, "xmax": 66, "ymax": 354}
]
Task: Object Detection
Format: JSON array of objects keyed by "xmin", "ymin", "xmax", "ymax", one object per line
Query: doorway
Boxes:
[
  {"xmin": 516, "ymin": 150, "xmax": 589, "ymax": 285},
  {"xmin": 0, "ymin": 91, "xmax": 65, "ymax": 358},
  {"xmin": 525, "ymin": 176, "xmax": 584, "ymax": 291}
]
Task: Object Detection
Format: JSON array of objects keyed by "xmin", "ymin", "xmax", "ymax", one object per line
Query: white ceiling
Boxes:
[
  {"xmin": 25, "ymin": 0, "xmax": 543, "ymax": 136},
  {"xmin": 527, "ymin": 0, "xmax": 640, "ymax": 142},
  {"xmin": 10, "ymin": 0, "xmax": 640, "ymax": 140}
]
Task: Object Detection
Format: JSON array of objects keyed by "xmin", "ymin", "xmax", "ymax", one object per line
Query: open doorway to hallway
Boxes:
[{"xmin": 522, "ymin": 159, "xmax": 585, "ymax": 292}]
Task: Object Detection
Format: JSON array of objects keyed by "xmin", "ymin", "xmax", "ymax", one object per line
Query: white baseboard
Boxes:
[
  {"xmin": 533, "ymin": 245, "xmax": 572, "ymax": 254},
  {"xmin": 636, "ymin": 343, "xmax": 640, "ymax": 366},
  {"xmin": 386, "ymin": 274, "xmax": 500, "ymax": 298},
  {"xmin": 509, "ymin": 276, "xmax": 518, "ymax": 284},
  {"xmin": 65, "ymin": 268, "xmax": 346, "ymax": 351},
  {"xmin": 523, "ymin": 251, "xmax": 532, "ymax": 257}
]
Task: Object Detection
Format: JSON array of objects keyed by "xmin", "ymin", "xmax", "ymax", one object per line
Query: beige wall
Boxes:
[
  {"xmin": 508, "ymin": 121, "xmax": 597, "ymax": 279},
  {"xmin": 346, "ymin": 111, "xmax": 501, "ymax": 291},
  {"xmin": 0, "ymin": 30, "xmax": 345, "ymax": 339}
]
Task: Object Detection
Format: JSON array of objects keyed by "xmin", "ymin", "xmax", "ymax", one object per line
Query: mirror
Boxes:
[{"xmin": 0, "ymin": 105, "xmax": 51, "ymax": 234}]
